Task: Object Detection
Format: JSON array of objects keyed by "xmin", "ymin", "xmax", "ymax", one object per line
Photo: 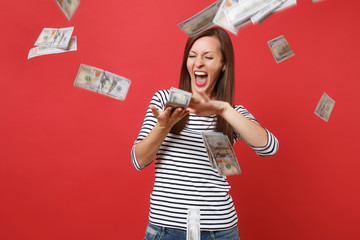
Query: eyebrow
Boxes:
[{"xmin": 189, "ymin": 50, "xmax": 215, "ymax": 54}]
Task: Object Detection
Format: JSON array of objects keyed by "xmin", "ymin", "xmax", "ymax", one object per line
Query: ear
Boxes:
[{"xmin": 222, "ymin": 65, "xmax": 226, "ymax": 72}]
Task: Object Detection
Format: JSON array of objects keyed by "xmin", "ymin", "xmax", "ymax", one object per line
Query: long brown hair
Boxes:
[{"xmin": 171, "ymin": 27, "xmax": 235, "ymax": 142}]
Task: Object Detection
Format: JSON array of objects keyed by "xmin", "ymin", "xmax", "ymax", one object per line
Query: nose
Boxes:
[{"xmin": 195, "ymin": 56, "xmax": 204, "ymax": 68}]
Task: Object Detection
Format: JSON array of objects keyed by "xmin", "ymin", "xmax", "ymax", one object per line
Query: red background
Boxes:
[{"xmin": 1, "ymin": 0, "xmax": 359, "ymax": 239}]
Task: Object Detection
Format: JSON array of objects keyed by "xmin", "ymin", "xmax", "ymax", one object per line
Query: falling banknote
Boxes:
[
  {"xmin": 213, "ymin": 0, "xmax": 296, "ymax": 34},
  {"xmin": 213, "ymin": 0, "xmax": 243, "ymax": 35},
  {"xmin": 74, "ymin": 64, "xmax": 131, "ymax": 101},
  {"xmin": 314, "ymin": 92, "xmax": 335, "ymax": 122},
  {"xmin": 267, "ymin": 35, "xmax": 295, "ymax": 63},
  {"xmin": 165, "ymin": 87, "xmax": 192, "ymax": 109},
  {"xmin": 178, "ymin": 0, "xmax": 222, "ymax": 36},
  {"xmin": 55, "ymin": 0, "xmax": 80, "ymax": 20},
  {"xmin": 34, "ymin": 27, "xmax": 74, "ymax": 49},
  {"xmin": 28, "ymin": 36, "xmax": 77, "ymax": 59},
  {"xmin": 202, "ymin": 132, "xmax": 241, "ymax": 176}
]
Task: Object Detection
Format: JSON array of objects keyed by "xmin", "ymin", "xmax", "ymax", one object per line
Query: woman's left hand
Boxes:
[{"xmin": 187, "ymin": 90, "xmax": 228, "ymax": 117}]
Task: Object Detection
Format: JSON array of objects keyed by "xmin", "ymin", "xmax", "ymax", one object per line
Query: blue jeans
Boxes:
[{"xmin": 144, "ymin": 222, "xmax": 240, "ymax": 240}]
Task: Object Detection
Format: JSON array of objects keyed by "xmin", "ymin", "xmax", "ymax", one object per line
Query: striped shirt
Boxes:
[{"xmin": 131, "ymin": 90, "xmax": 278, "ymax": 231}]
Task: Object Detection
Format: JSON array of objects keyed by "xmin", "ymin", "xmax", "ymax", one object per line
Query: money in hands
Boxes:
[
  {"xmin": 267, "ymin": 35, "xmax": 295, "ymax": 63},
  {"xmin": 165, "ymin": 87, "xmax": 192, "ymax": 109},
  {"xmin": 178, "ymin": 0, "xmax": 222, "ymax": 36},
  {"xmin": 202, "ymin": 132, "xmax": 241, "ymax": 176},
  {"xmin": 34, "ymin": 27, "xmax": 74, "ymax": 49},
  {"xmin": 74, "ymin": 64, "xmax": 131, "ymax": 101},
  {"xmin": 314, "ymin": 92, "xmax": 335, "ymax": 122},
  {"xmin": 55, "ymin": 0, "xmax": 80, "ymax": 20},
  {"xmin": 28, "ymin": 36, "xmax": 77, "ymax": 59}
]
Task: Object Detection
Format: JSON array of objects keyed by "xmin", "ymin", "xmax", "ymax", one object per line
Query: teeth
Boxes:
[{"xmin": 194, "ymin": 71, "xmax": 207, "ymax": 76}]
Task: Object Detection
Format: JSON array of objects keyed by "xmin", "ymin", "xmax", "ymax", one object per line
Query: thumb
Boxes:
[{"xmin": 149, "ymin": 105, "xmax": 159, "ymax": 118}]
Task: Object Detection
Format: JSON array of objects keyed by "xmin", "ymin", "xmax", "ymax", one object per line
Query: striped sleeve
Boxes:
[
  {"xmin": 233, "ymin": 105, "xmax": 279, "ymax": 157},
  {"xmin": 252, "ymin": 128, "xmax": 279, "ymax": 156},
  {"xmin": 131, "ymin": 90, "xmax": 168, "ymax": 170}
]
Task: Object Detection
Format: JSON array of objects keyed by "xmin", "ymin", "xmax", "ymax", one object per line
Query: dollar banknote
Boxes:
[
  {"xmin": 213, "ymin": 0, "xmax": 296, "ymax": 33},
  {"xmin": 202, "ymin": 132, "xmax": 241, "ymax": 176},
  {"xmin": 165, "ymin": 87, "xmax": 192, "ymax": 109},
  {"xmin": 28, "ymin": 36, "xmax": 77, "ymax": 59},
  {"xmin": 178, "ymin": 0, "xmax": 222, "ymax": 36},
  {"xmin": 34, "ymin": 27, "xmax": 74, "ymax": 49},
  {"xmin": 187, "ymin": 209, "xmax": 200, "ymax": 240},
  {"xmin": 74, "ymin": 64, "xmax": 131, "ymax": 101},
  {"xmin": 226, "ymin": 0, "xmax": 277, "ymax": 26},
  {"xmin": 213, "ymin": 0, "xmax": 243, "ymax": 35},
  {"xmin": 251, "ymin": 0, "xmax": 297, "ymax": 23},
  {"xmin": 55, "ymin": 0, "xmax": 80, "ymax": 20},
  {"xmin": 314, "ymin": 92, "xmax": 335, "ymax": 122},
  {"xmin": 267, "ymin": 35, "xmax": 295, "ymax": 63},
  {"xmin": 251, "ymin": 0, "xmax": 286, "ymax": 24}
]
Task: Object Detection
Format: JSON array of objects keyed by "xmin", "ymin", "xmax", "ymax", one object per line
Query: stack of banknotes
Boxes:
[
  {"xmin": 202, "ymin": 132, "xmax": 241, "ymax": 176},
  {"xmin": 178, "ymin": 0, "xmax": 297, "ymax": 36},
  {"xmin": 55, "ymin": 0, "xmax": 80, "ymax": 20},
  {"xmin": 28, "ymin": 27, "xmax": 77, "ymax": 59},
  {"xmin": 74, "ymin": 64, "xmax": 131, "ymax": 101},
  {"xmin": 165, "ymin": 87, "xmax": 192, "ymax": 109}
]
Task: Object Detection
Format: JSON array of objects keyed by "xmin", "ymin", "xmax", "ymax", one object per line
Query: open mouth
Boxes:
[{"xmin": 194, "ymin": 71, "xmax": 208, "ymax": 86}]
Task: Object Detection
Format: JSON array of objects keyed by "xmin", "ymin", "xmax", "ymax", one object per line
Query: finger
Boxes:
[
  {"xmin": 186, "ymin": 107, "xmax": 196, "ymax": 114},
  {"xmin": 149, "ymin": 105, "xmax": 159, "ymax": 118},
  {"xmin": 163, "ymin": 106, "xmax": 172, "ymax": 117},
  {"xmin": 176, "ymin": 108, "xmax": 189, "ymax": 120}
]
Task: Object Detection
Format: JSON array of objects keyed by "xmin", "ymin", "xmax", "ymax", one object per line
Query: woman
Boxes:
[{"xmin": 131, "ymin": 27, "xmax": 278, "ymax": 240}]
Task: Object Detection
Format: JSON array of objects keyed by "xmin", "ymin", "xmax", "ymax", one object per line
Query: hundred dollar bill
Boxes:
[
  {"xmin": 55, "ymin": 0, "xmax": 80, "ymax": 20},
  {"xmin": 178, "ymin": 0, "xmax": 222, "ymax": 36},
  {"xmin": 28, "ymin": 36, "xmax": 77, "ymax": 59},
  {"xmin": 213, "ymin": 0, "xmax": 243, "ymax": 35},
  {"xmin": 74, "ymin": 64, "xmax": 131, "ymax": 101},
  {"xmin": 225, "ymin": 0, "xmax": 276, "ymax": 26},
  {"xmin": 314, "ymin": 92, "xmax": 335, "ymax": 122},
  {"xmin": 34, "ymin": 27, "xmax": 74, "ymax": 49},
  {"xmin": 275, "ymin": 0, "xmax": 296, "ymax": 11},
  {"xmin": 267, "ymin": 35, "xmax": 295, "ymax": 63},
  {"xmin": 165, "ymin": 87, "xmax": 192, "ymax": 109},
  {"xmin": 250, "ymin": 0, "xmax": 285, "ymax": 24},
  {"xmin": 187, "ymin": 208, "xmax": 200, "ymax": 240},
  {"xmin": 202, "ymin": 132, "xmax": 241, "ymax": 176}
]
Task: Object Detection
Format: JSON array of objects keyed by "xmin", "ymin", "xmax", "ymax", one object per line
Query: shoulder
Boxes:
[
  {"xmin": 149, "ymin": 90, "xmax": 170, "ymax": 109},
  {"xmin": 151, "ymin": 89, "xmax": 169, "ymax": 100}
]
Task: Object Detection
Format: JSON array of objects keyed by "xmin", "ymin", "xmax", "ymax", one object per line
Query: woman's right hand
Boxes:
[
  {"xmin": 134, "ymin": 106, "xmax": 188, "ymax": 168},
  {"xmin": 149, "ymin": 105, "xmax": 188, "ymax": 130}
]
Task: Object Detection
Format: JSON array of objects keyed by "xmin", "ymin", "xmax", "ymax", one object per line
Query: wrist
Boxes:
[
  {"xmin": 154, "ymin": 122, "xmax": 171, "ymax": 133},
  {"xmin": 218, "ymin": 101, "xmax": 231, "ymax": 116}
]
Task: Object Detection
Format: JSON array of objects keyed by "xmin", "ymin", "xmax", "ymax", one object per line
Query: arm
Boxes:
[
  {"xmin": 220, "ymin": 102, "xmax": 268, "ymax": 147},
  {"xmin": 134, "ymin": 106, "xmax": 188, "ymax": 169},
  {"xmin": 187, "ymin": 90, "xmax": 277, "ymax": 151}
]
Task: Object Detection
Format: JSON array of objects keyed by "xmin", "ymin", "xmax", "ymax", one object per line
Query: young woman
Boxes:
[{"xmin": 131, "ymin": 27, "xmax": 279, "ymax": 240}]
